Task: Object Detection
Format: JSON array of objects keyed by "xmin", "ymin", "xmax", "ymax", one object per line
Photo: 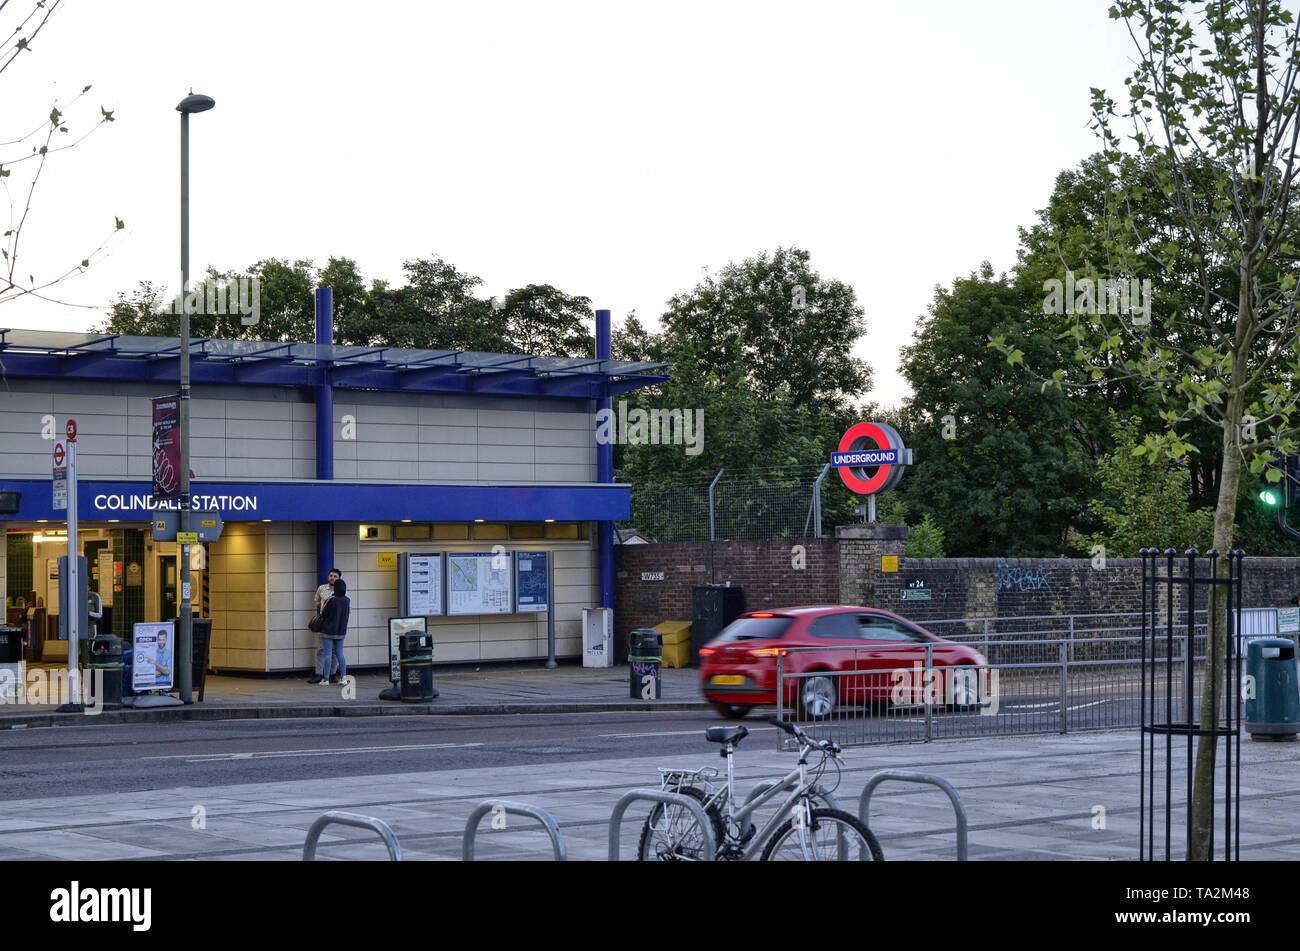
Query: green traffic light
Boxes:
[{"xmin": 1260, "ymin": 487, "xmax": 1280, "ymax": 506}]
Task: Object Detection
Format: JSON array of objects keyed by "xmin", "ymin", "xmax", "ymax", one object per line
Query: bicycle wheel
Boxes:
[
  {"xmin": 636, "ymin": 786, "xmax": 726, "ymax": 861},
  {"xmin": 760, "ymin": 807, "xmax": 884, "ymax": 861}
]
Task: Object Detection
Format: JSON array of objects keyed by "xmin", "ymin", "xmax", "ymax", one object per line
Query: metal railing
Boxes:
[
  {"xmin": 302, "ymin": 811, "xmax": 402, "ymax": 861},
  {"xmin": 771, "ymin": 625, "xmax": 1298, "ymax": 748},
  {"xmin": 463, "ymin": 799, "xmax": 567, "ymax": 861}
]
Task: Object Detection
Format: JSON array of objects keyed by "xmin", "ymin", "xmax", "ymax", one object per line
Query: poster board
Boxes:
[
  {"xmin": 97, "ymin": 550, "xmax": 114, "ymax": 608},
  {"xmin": 388, "ymin": 616, "xmax": 429, "ymax": 685},
  {"xmin": 447, "ymin": 552, "xmax": 513, "ymax": 615},
  {"xmin": 398, "ymin": 552, "xmax": 444, "ymax": 617},
  {"xmin": 132, "ymin": 621, "xmax": 175, "ymax": 692},
  {"xmin": 46, "ymin": 559, "xmax": 60, "ymax": 615},
  {"xmin": 515, "ymin": 551, "xmax": 549, "ymax": 613}
]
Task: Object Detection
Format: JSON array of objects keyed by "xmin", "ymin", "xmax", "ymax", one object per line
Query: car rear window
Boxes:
[{"xmin": 715, "ymin": 616, "xmax": 794, "ymax": 641}]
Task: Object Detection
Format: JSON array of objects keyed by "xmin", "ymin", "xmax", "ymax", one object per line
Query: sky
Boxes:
[{"xmin": 2, "ymin": 0, "xmax": 1137, "ymax": 408}]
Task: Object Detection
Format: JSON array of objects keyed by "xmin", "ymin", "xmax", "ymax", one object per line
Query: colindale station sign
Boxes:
[
  {"xmin": 831, "ymin": 421, "xmax": 912, "ymax": 520},
  {"xmin": 92, "ymin": 493, "xmax": 260, "ymax": 514}
]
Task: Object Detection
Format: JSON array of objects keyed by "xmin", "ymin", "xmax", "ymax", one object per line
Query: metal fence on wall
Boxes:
[{"xmin": 617, "ymin": 465, "xmax": 860, "ymax": 543}]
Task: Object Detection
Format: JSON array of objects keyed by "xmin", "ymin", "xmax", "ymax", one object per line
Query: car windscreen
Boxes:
[{"xmin": 714, "ymin": 616, "xmax": 794, "ymax": 641}]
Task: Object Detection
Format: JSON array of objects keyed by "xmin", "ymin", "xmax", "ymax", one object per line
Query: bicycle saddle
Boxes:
[{"xmin": 705, "ymin": 725, "xmax": 749, "ymax": 745}]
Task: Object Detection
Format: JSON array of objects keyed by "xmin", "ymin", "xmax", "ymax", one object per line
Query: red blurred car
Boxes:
[{"xmin": 698, "ymin": 605, "xmax": 987, "ymax": 719}]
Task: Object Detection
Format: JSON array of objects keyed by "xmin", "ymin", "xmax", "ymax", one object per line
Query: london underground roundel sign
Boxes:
[{"xmin": 832, "ymin": 421, "xmax": 912, "ymax": 495}]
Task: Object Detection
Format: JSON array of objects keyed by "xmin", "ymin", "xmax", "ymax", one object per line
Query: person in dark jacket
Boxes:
[{"xmin": 309, "ymin": 578, "xmax": 350, "ymax": 684}]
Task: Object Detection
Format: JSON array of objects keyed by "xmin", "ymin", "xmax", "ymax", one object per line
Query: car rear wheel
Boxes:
[
  {"xmin": 710, "ymin": 702, "xmax": 752, "ymax": 719},
  {"xmin": 800, "ymin": 675, "xmax": 837, "ymax": 720}
]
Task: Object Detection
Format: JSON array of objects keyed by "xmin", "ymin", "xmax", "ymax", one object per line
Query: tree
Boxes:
[
  {"xmin": 399, "ymin": 256, "xmax": 506, "ymax": 352},
  {"xmin": 1085, "ymin": 415, "xmax": 1216, "ymax": 556},
  {"xmin": 995, "ymin": 0, "xmax": 1300, "ymax": 860},
  {"xmin": 1, "ymin": 1, "xmax": 120, "ymax": 308},
  {"xmin": 661, "ymin": 247, "xmax": 871, "ymax": 411},
  {"xmin": 501, "ymin": 284, "xmax": 594, "ymax": 357},
  {"xmin": 899, "ymin": 265, "xmax": 1095, "ymax": 555}
]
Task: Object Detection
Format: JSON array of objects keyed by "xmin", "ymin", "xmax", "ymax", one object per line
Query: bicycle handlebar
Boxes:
[{"xmin": 768, "ymin": 717, "xmax": 842, "ymax": 757}]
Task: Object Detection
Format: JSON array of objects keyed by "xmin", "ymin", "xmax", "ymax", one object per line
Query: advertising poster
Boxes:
[
  {"xmin": 132, "ymin": 621, "xmax": 175, "ymax": 692},
  {"xmin": 152, "ymin": 395, "xmax": 182, "ymax": 501}
]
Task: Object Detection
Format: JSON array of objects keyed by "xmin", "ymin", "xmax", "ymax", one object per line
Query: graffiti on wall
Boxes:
[{"xmin": 993, "ymin": 564, "xmax": 1056, "ymax": 597}]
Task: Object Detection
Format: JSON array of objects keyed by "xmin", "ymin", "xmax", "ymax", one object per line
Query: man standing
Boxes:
[
  {"xmin": 310, "ymin": 578, "xmax": 350, "ymax": 685},
  {"xmin": 311, "ymin": 568, "xmax": 341, "ymax": 684}
]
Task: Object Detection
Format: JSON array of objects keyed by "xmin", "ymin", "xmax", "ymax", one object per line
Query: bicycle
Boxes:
[{"xmin": 637, "ymin": 717, "xmax": 884, "ymax": 861}]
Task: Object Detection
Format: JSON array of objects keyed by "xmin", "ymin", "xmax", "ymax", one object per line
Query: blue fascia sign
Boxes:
[{"xmin": 0, "ymin": 480, "xmax": 631, "ymax": 523}]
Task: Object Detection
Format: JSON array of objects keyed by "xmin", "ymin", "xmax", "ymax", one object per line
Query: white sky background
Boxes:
[{"xmin": 3, "ymin": 0, "xmax": 1137, "ymax": 408}]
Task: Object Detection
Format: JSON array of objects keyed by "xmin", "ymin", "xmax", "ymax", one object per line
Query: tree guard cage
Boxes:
[{"xmin": 1139, "ymin": 548, "xmax": 1243, "ymax": 862}]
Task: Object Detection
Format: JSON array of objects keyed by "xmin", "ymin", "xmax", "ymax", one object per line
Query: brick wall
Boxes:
[
  {"xmin": 614, "ymin": 538, "xmax": 837, "ymax": 641},
  {"xmin": 615, "ymin": 535, "xmax": 1300, "ymax": 642}
]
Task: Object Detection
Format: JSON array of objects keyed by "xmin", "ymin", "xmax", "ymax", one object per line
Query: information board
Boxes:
[
  {"xmin": 447, "ymin": 552, "xmax": 513, "ymax": 615},
  {"xmin": 398, "ymin": 552, "xmax": 444, "ymax": 617},
  {"xmin": 515, "ymin": 551, "xmax": 549, "ymax": 613}
]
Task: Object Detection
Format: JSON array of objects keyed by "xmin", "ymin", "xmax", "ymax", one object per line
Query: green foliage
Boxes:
[
  {"xmin": 1085, "ymin": 416, "xmax": 1215, "ymax": 557},
  {"xmin": 895, "ymin": 266, "xmax": 1095, "ymax": 555},
  {"xmin": 100, "ymin": 256, "xmax": 595, "ymax": 357}
]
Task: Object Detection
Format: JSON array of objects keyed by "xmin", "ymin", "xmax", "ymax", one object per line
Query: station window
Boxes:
[
  {"xmin": 545, "ymin": 522, "xmax": 581, "ymax": 539},
  {"xmin": 360, "ymin": 524, "xmax": 392, "ymax": 541},
  {"xmin": 433, "ymin": 523, "xmax": 470, "ymax": 540},
  {"xmin": 472, "ymin": 522, "xmax": 508, "ymax": 540},
  {"xmin": 395, "ymin": 524, "xmax": 431, "ymax": 540},
  {"xmin": 509, "ymin": 523, "xmax": 544, "ymax": 539}
]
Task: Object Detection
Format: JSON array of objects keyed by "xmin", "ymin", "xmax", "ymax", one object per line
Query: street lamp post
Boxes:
[{"xmin": 176, "ymin": 91, "xmax": 215, "ymax": 705}]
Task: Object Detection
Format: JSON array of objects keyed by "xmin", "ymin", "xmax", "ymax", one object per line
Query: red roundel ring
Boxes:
[{"xmin": 837, "ymin": 422, "xmax": 893, "ymax": 494}]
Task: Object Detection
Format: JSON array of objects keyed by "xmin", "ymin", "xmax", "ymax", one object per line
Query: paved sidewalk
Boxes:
[
  {"xmin": 0, "ymin": 662, "xmax": 709, "ymax": 727},
  {"xmin": 2, "ymin": 728, "xmax": 1296, "ymax": 860}
]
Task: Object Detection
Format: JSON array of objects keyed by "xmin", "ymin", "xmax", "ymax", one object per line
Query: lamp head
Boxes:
[{"xmin": 176, "ymin": 93, "xmax": 215, "ymax": 114}]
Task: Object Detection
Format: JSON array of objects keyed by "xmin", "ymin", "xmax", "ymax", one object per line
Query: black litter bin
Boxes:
[
  {"xmin": 629, "ymin": 628, "xmax": 663, "ymax": 700},
  {"xmin": 86, "ymin": 635, "xmax": 123, "ymax": 706},
  {"xmin": 398, "ymin": 632, "xmax": 435, "ymax": 702},
  {"xmin": 0, "ymin": 626, "xmax": 21, "ymax": 702},
  {"xmin": 0, "ymin": 626, "xmax": 22, "ymax": 663}
]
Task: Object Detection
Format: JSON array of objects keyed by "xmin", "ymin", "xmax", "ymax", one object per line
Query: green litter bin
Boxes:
[{"xmin": 1245, "ymin": 637, "xmax": 1300, "ymax": 741}]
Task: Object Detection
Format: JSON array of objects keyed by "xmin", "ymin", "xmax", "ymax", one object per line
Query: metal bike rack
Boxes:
[
  {"xmin": 858, "ymin": 770, "xmax": 968, "ymax": 861},
  {"xmin": 462, "ymin": 799, "xmax": 567, "ymax": 861},
  {"xmin": 609, "ymin": 789, "xmax": 716, "ymax": 861},
  {"xmin": 744, "ymin": 778, "xmax": 843, "ymax": 812},
  {"xmin": 302, "ymin": 811, "xmax": 402, "ymax": 861}
]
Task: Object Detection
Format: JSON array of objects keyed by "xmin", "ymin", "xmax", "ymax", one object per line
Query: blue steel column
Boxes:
[
  {"xmin": 596, "ymin": 309, "xmax": 614, "ymax": 610},
  {"xmin": 315, "ymin": 288, "xmax": 334, "ymax": 583}
]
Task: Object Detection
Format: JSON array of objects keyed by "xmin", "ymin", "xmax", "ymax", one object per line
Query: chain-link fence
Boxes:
[{"xmin": 617, "ymin": 465, "xmax": 860, "ymax": 542}]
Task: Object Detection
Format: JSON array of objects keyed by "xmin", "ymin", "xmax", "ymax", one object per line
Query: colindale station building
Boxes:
[{"xmin": 0, "ymin": 308, "xmax": 665, "ymax": 673}]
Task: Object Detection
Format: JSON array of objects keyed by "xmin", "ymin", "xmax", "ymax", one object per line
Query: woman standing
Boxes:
[{"xmin": 309, "ymin": 578, "xmax": 350, "ymax": 685}]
